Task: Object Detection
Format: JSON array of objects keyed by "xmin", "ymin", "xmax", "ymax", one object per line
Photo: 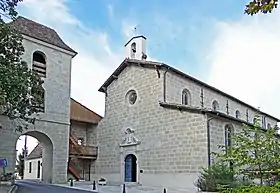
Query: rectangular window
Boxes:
[
  {"xmin": 37, "ymin": 161, "xmax": 41, "ymax": 178},
  {"xmin": 29, "ymin": 162, "xmax": 32, "ymax": 173}
]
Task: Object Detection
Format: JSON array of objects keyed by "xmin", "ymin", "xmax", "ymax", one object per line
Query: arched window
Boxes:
[
  {"xmin": 131, "ymin": 42, "xmax": 136, "ymax": 58},
  {"xmin": 32, "ymin": 51, "xmax": 46, "ymax": 77},
  {"xmin": 253, "ymin": 116, "xmax": 258, "ymax": 124},
  {"xmin": 267, "ymin": 123, "xmax": 271, "ymax": 129},
  {"xmin": 235, "ymin": 110, "xmax": 241, "ymax": 119},
  {"xmin": 212, "ymin": 100, "xmax": 219, "ymax": 111},
  {"xmin": 182, "ymin": 89, "xmax": 191, "ymax": 105}
]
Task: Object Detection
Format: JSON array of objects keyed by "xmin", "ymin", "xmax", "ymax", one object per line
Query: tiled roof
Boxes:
[
  {"xmin": 10, "ymin": 16, "xmax": 77, "ymax": 54},
  {"xmin": 26, "ymin": 143, "xmax": 42, "ymax": 160}
]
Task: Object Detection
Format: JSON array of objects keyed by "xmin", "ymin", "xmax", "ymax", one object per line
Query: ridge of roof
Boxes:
[
  {"xmin": 98, "ymin": 58, "xmax": 280, "ymax": 122},
  {"xmin": 10, "ymin": 16, "xmax": 77, "ymax": 55}
]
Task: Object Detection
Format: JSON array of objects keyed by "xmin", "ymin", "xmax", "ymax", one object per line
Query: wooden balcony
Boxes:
[{"xmin": 69, "ymin": 144, "xmax": 98, "ymax": 159}]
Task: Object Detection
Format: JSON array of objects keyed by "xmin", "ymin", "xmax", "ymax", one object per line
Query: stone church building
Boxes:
[
  {"xmin": 92, "ymin": 35, "xmax": 279, "ymax": 189},
  {"xmin": 0, "ymin": 16, "xmax": 279, "ymax": 190}
]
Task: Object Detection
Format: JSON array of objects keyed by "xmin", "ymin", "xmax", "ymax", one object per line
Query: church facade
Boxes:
[{"xmin": 92, "ymin": 35, "xmax": 279, "ymax": 190}]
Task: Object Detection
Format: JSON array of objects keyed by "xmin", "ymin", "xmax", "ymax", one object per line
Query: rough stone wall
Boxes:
[
  {"xmin": 86, "ymin": 125, "xmax": 98, "ymax": 146},
  {"xmin": 0, "ymin": 37, "xmax": 73, "ymax": 184},
  {"xmin": 70, "ymin": 121, "xmax": 88, "ymax": 145},
  {"xmin": 165, "ymin": 71, "xmax": 278, "ymax": 128},
  {"xmin": 95, "ymin": 65, "xmax": 208, "ymax": 189}
]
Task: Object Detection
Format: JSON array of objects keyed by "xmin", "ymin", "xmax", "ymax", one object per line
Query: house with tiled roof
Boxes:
[{"xmin": 24, "ymin": 98, "xmax": 102, "ymax": 181}]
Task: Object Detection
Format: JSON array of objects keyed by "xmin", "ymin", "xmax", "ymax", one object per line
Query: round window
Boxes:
[{"xmin": 126, "ymin": 90, "xmax": 137, "ymax": 105}]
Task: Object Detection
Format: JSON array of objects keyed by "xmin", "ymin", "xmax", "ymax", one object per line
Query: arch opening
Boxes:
[
  {"xmin": 124, "ymin": 154, "xmax": 137, "ymax": 182},
  {"xmin": 16, "ymin": 131, "xmax": 53, "ymax": 183},
  {"xmin": 32, "ymin": 51, "xmax": 47, "ymax": 78}
]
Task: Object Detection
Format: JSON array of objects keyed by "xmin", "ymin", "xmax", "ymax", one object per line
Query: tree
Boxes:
[
  {"xmin": 245, "ymin": 0, "xmax": 278, "ymax": 15},
  {"xmin": 16, "ymin": 150, "xmax": 25, "ymax": 179},
  {"xmin": 0, "ymin": 0, "xmax": 44, "ymax": 130},
  {"xmin": 213, "ymin": 117, "xmax": 280, "ymax": 186}
]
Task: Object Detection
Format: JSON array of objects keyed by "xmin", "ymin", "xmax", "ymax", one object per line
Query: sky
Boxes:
[{"xmin": 15, "ymin": 0, "xmax": 280, "ymax": 152}]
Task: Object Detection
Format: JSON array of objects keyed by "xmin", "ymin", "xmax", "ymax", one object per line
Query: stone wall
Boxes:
[
  {"xmin": 0, "ymin": 36, "xmax": 73, "ymax": 184},
  {"xmin": 165, "ymin": 70, "xmax": 278, "ymax": 128},
  {"xmin": 94, "ymin": 65, "xmax": 208, "ymax": 190}
]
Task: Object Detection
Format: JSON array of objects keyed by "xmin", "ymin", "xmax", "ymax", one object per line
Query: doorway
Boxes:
[{"xmin": 124, "ymin": 154, "xmax": 137, "ymax": 182}]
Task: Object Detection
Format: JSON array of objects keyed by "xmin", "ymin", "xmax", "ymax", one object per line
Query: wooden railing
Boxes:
[{"xmin": 69, "ymin": 133, "xmax": 98, "ymax": 159}]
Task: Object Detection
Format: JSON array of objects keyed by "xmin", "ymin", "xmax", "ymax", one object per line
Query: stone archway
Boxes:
[
  {"xmin": 16, "ymin": 131, "xmax": 53, "ymax": 183},
  {"xmin": 124, "ymin": 154, "xmax": 137, "ymax": 182}
]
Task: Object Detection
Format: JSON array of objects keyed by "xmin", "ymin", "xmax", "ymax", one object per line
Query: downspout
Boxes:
[
  {"xmin": 163, "ymin": 67, "xmax": 170, "ymax": 102},
  {"xmin": 207, "ymin": 116, "xmax": 214, "ymax": 168}
]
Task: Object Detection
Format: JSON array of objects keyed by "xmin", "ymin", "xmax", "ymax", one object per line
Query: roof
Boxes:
[
  {"xmin": 124, "ymin": 35, "xmax": 147, "ymax": 47},
  {"xmin": 10, "ymin": 16, "xmax": 77, "ymax": 54},
  {"xmin": 26, "ymin": 143, "xmax": 42, "ymax": 160},
  {"xmin": 70, "ymin": 98, "xmax": 102, "ymax": 124},
  {"xmin": 98, "ymin": 58, "xmax": 280, "ymax": 122}
]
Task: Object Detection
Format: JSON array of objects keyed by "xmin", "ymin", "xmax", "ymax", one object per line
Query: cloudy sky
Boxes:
[{"xmin": 15, "ymin": 0, "xmax": 280, "ymax": 151}]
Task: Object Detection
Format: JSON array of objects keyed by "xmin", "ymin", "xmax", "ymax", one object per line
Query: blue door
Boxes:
[{"xmin": 124, "ymin": 154, "xmax": 137, "ymax": 182}]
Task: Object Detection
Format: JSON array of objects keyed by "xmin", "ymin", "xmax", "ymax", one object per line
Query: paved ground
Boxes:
[
  {"xmin": 0, "ymin": 185, "xmax": 10, "ymax": 193},
  {"xmin": 56, "ymin": 181, "xmax": 199, "ymax": 193}
]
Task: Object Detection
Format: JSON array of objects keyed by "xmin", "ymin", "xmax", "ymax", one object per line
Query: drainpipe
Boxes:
[
  {"xmin": 163, "ymin": 67, "xmax": 170, "ymax": 102},
  {"xmin": 207, "ymin": 116, "xmax": 215, "ymax": 168}
]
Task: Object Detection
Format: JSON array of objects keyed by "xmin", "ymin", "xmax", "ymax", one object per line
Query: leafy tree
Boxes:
[
  {"xmin": 0, "ymin": 0, "xmax": 44, "ymax": 130},
  {"xmin": 213, "ymin": 117, "xmax": 280, "ymax": 186},
  {"xmin": 245, "ymin": 0, "xmax": 278, "ymax": 15},
  {"xmin": 16, "ymin": 150, "xmax": 25, "ymax": 179}
]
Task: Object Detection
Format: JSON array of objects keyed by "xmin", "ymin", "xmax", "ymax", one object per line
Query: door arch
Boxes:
[
  {"xmin": 16, "ymin": 130, "xmax": 53, "ymax": 183},
  {"xmin": 124, "ymin": 154, "xmax": 137, "ymax": 182}
]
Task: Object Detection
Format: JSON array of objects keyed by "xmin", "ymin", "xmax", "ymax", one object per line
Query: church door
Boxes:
[{"xmin": 124, "ymin": 154, "xmax": 137, "ymax": 182}]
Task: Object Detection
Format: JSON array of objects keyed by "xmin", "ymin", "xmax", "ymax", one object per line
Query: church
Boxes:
[
  {"xmin": 92, "ymin": 35, "xmax": 279, "ymax": 189},
  {"xmin": 0, "ymin": 16, "xmax": 279, "ymax": 191}
]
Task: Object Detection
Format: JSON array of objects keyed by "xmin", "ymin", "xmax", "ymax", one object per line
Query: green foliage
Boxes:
[
  {"xmin": 194, "ymin": 162, "xmax": 238, "ymax": 192},
  {"xmin": 245, "ymin": 0, "xmax": 278, "ymax": 15},
  {"xmin": 221, "ymin": 184, "xmax": 280, "ymax": 193},
  {"xmin": 16, "ymin": 150, "xmax": 25, "ymax": 179},
  {"xmin": 0, "ymin": 0, "xmax": 44, "ymax": 127},
  {"xmin": 213, "ymin": 116, "xmax": 280, "ymax": 186},
  {"xmin": 0, "ymin": 0, "xmax": 23, "ymax": 21}
]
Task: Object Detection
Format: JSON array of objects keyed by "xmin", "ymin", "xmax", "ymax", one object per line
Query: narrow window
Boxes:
[
  {"xmin": 131, "ymin": 42, "xmax": 136, "ymax": 58},
  {"xmin": 37, "ymin": 161, "xmax": 41, "ymax": 178},
  {"xmin": 182, "ymin": 89, "xmax": 190, "ymax": 105},
  {"xmin": 235, "ymin": 110, "xmax": 241, "ymax": 119},
  {"xmin": 29, "ymin": 162, "xmax": 32, "ymax": 173},
  {"xmin": 212, "ymin": 100, "xmax": 219, "ymax": 111},
  {"xmin": 225, "ymin": 125, "xmax": 234, "ymax": 170},
  {"xmin": 32, "ymin": 51, "xmax": 46, "ymax": 78}
]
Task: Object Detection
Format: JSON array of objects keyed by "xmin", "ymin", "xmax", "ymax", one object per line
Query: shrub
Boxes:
[
  {"xmin": 195, "ymin": 163, "xmax": 238, "ymax": 192},
  {"xmin": 221, "ymin": 185, "xmax": 280, "ymax": 193}
]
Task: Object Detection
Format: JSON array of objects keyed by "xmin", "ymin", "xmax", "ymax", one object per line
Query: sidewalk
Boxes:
[{"xmin": 56, "ymin": 181, "xmax": 198, "ymax": 193}]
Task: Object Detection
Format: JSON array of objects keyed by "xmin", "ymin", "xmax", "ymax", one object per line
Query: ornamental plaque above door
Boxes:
[{"xmin": 119, "ymin": 128, "xmax": 141, "ymax": 147}]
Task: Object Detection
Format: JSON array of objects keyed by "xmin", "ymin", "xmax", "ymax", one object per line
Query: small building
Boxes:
[{"xmin": 24, "ymin": 98, "xmax": 102, "ymax": 181}]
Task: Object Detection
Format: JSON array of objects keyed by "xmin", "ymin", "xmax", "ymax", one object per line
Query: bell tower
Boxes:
[{"xmin": 124, "ymin": 35, "xmax": 147, "ymax": 60}]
